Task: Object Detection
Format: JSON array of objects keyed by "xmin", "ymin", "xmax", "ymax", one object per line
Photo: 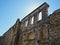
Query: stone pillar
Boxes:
[{"xmin": 42, "ymin": 6, "xmax": 49, "ymax": 20}]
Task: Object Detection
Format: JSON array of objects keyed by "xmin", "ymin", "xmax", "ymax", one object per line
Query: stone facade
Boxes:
[
  {"xmin": 0, "ymin": 36, "xmax": 4, "ymax": 45},
  {"xmin": 0, "ymin": 2, "xmax": 60, "ymax": 45},
  {"xmin": 0, "ymin": 19, "xmax": 21, "ymax": 45}
]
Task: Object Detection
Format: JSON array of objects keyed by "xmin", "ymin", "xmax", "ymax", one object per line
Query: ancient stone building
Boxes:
[{"xmin": 0, "ymin": 2, "xmax": 60, "ymax": 45}]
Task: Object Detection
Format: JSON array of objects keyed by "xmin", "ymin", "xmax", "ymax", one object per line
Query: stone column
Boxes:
[{"xmin": 42, "ymin": 6, "xmax": 49, "ymax": 20}]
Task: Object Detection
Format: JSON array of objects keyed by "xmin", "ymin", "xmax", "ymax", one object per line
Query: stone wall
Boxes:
[
  {"xmin": 0, "ymin": 36, "xmax": 4, "ymax": 45},
  {"xmin": 0, "ymin": 19, "xmax": 21, "ymax": 45},
  {"xmin": 0, "ymin": 2, "xmax": 60, "ymax": 45},
  {"xmin": 19, "ymin": 2, "xmax": 49, "ymax": 45},
  {"xmin": 49, "ymin": 10, "xmax": 60, "ymax": 45}
]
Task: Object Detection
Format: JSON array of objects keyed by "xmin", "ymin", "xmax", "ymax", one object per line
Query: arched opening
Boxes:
[
  {"xmin": 31, "ymin": 16, "xmax": 34, "ymax": 24},
  {"xmin": 28, "ymin": 32, "xmax": 35, "ymax": 39},
  {"xmin": 38, "ymin": 12, "xmax": 42, "ymax": 20}
]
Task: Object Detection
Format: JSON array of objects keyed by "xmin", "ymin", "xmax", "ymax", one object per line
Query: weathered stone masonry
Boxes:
[{"xmin": 0, "ymin": 2, "xmax": 60, "ymax": 45}]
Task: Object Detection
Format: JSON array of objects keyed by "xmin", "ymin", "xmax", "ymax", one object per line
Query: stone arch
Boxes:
[{"xmin": 28, "ymin": 32, "xmax": 35, "ymax": 40}]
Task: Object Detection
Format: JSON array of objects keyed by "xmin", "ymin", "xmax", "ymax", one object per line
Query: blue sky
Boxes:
[{"xmin": 0, "ymin": 0, "xmax": 60, "ymax": 36}]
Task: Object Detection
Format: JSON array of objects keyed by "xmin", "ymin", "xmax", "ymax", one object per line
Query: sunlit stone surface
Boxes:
[{"xmin": 0, "ymin": 2, "xmax": 60, "ymax": 45}]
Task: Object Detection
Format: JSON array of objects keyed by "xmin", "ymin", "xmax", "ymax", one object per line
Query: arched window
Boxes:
[
  {"xmin": 38, "ymin": 12, "xmax": 42, "ymax": 20},
  {"xmin": 40, "ymin": 24, "xmax": 48, "ymax": 39},
  {"xmin": 25, "ymin": 20, "xmax": 28, "ymax": 27},
  {"xmin": 31, "ymin": 16, "xmax": 34, "ymax": 24},
  {"xmin": 28, "ymin": 32, "xmax": 35, "ymax": 39}
]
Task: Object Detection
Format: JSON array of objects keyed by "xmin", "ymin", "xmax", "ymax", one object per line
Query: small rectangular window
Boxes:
[
  {"xmin": 25, "ymin": 20, "xmax": 28, "ymax": 27},
  {"xmin": 31, "ymin": 16, "xmax": 34, "ymax": 24},
  {"xmin": 38, "ymin": 12, "xmax": 42, "ymax": 20}
]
